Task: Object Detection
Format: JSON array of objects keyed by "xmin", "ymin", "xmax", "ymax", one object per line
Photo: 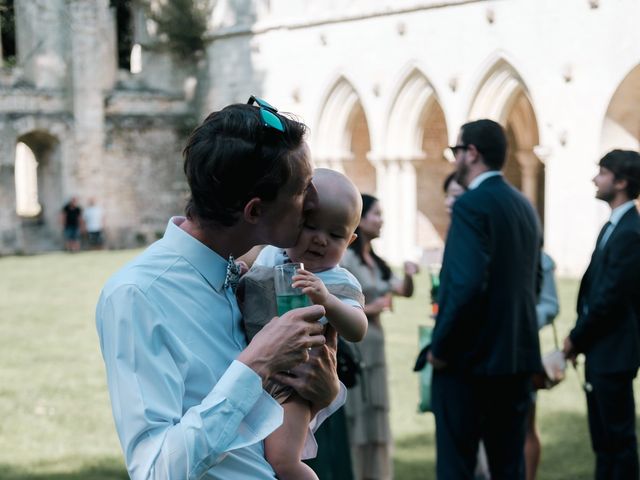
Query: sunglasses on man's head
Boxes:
[{"xmin": 247, "ymin": 95, "xmax": 285, "ymax": 132}]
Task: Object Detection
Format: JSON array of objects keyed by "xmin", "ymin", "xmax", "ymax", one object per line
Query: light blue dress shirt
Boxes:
[
  {"xmin": 468, "ymin": 170, "xmax": 503, "ymax": 190},
  {"xmin": 96, "ymin": 217, "xmax": 342, "ymax": 479}
]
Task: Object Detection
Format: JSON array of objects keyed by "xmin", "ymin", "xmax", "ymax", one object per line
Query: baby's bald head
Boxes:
[{"xmin": 312, "ymin": 168, "xmax": 362, "ymax": 233}]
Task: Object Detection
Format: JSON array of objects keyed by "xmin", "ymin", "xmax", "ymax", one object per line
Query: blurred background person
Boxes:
[
  {"xmin": 564, "ymin": 150, "xmax": 640, "ymax": 480},
  {"xmin": 444, "ymin": 172, "xmax": 466, "ymax": 215},
  {"xmin": 440, "ymin": 161, "xmax": 560, "ymax": 480},
  {"xmin": 60, "ymin": 196, "xmax": 83, "ymax": 252},
  {"xmin": 341, "ymin": 193, "xmax": 419, "ymax": 480},
  {"xmin": 526, "ymin": 251, "xmax": 560, "ymax": 480},
  {"xmin": 83, "ymin": 197, "xmax": 104, "ymax": 250},
  {"xmin": 428, "ymin": 120, "xmax": 542, "ymax": 479}
]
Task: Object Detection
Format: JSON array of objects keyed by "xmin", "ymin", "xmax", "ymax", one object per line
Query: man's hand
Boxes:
[
  {"xmin": 237, "ymin": 305, "xmax": 326, "ymax": 382},
  {"xmin": 563, "ymin": 336, "xmax": 577, "ymax": 366},
  {"xmin": 274, "ymin": 325, "xmax": 340, "ymax": 417},
  {"xmin": 365, "ymin": 296, "xmax": 391, "ymax": 316},
  {"xmin": 427, "ymin": 351, "xmax": 447, "ymax": 370},
  {"xmin": 292, "ymin": 269, "xmax": 330, "ymax": 307},
  {"xmin": 404, "ymin": 261, "xmax": 420, "ymax": 276}
]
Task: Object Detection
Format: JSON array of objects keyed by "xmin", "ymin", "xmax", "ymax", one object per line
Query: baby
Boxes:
[{"xmin": 238, "ymin": 168, "xmax": 367, "ymax": 480}]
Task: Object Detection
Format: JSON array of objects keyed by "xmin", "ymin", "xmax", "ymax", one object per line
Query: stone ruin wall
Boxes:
[{"xmin": 0, "ymin": 0, "xmax": 195, "ymax": 254}]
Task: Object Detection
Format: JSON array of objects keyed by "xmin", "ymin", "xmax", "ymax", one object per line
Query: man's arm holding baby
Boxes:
[{"xmin": 292, "ymin": 269, "xmax": 367, "ymax": 342}]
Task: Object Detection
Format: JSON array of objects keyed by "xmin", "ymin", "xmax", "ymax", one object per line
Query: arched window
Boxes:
[
  {"xmin": 0, "ymin": 0, "xmax": 16, "ymax": 66},
  {"xmin": 111, "ymin": 0, "xmax": 134, "ymax": 71}
]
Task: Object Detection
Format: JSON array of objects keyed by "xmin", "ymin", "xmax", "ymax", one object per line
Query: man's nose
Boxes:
[{"xmin": 303, "ymin": 182, "xmax": 319, "ymax": 213}]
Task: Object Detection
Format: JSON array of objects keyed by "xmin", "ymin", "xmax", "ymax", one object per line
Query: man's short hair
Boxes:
[
  {"xmin": 599, "ymin": 149, "xmax": 640, "ymax": 199},
  {"xmin": 183, "ymin": 104, "xmax": 308, "ymax": 227},
  {"xmin": 460, "ymin": 119, "xmax": 507, "ymax": 170}
]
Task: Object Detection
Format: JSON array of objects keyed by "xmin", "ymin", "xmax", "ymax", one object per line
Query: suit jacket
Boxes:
[
  {"xmin": 431, "ymin": 174, "xmax": 543, "ymax": 375},
  {"xmin": 570, "ymin": 206, "xmax": 640, "ymax": 374}
]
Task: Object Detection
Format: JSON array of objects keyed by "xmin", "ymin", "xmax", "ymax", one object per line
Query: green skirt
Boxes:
[{"xmin": 304, "ymin": 406, "xmax": 354, "ymax": 480}]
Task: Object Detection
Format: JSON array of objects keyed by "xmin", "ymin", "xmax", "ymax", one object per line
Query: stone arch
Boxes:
[
  {"xmin": 469, "ymin": 57, "xmax": 544, "ymax": 221},
  {"xmin": 600, "ymin": 64, "xmax": 640, "ymax": 154},
  {"xmin": 385, "ymin": 67, "xmax": 450, "ymax": 263},
  {"xmin": 468, "ymin": 57, "xmax": 528, "ymax": 124},
  {"xmin": 15, "ymin": 129, "xmax": 64, "ymax": 251},
  {"xmin": 386, "ymin": 67, "xmax": 440, "ymax": 158},
  {"xmin": 315, "ymin": 76, "xmax": 375, "ymax": 194}
]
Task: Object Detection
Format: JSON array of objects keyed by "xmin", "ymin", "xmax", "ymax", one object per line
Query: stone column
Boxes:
[
  {"xmin": 368, "ymin": 153, "xmax": 420, "ymax": 265},
  {"xmin": 68, "ymin": 0, "xmax": 107, "ymax": 201},
  {"xmin": 0, "ymin": 128, "xmax": 20, "ymax": 253},
  {"xmin": 16, "ymin": 0, "xmax": 67, "ymax": 89}
]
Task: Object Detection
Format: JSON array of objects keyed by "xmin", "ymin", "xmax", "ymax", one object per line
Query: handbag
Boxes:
[
  {"xmin": 336, "ymin": 337, "xmax": 362, "ymax": 389},
  {"xmin": 415, "ymin": 324, "xmax": 434, "ymax": 413},
  {"xmin": 532, "ymin": 320, "xmax": 567, "ymax": 390}
]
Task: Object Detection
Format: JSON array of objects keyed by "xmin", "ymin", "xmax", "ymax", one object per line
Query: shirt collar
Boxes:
[
  {"xmin": 609, "ymin": 200, "xmax": 637, "ymax": 226},
  {"xmin": 468, "ymin": 170, "xmax": 503, "ymax": 190},
  {"xmin": 161, "ymin": 216, "xmax": 229, "ymax": 292}
]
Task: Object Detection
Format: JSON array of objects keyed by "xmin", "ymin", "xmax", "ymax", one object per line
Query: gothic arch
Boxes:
[
  {"xmin": 384, "ymin": 67, "xmax": 451, "ymax": 261},
  {"xmin": 468, "ymin": 57, "xmax": 530, "ymax": 124},
  {"xmin": 469, "ymin": 57, "xmax": 544, "ymax": 220},
  {"xmin": 314, "ymin": 76, "xmax": 375, "ymax": 193},
  {"xmin": 385, "ymin": 67, "xmax": 440, "ymax": 159},
  {"xmin": 15, "ymin": 128, "xmax": 64, "ymax": 250},
  {"xmin": 600, "ymin": 63, "xmax": 640, "ymax": 154}
]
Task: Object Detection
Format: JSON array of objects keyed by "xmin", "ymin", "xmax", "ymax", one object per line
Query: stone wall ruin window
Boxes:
[
  {"xmin": 111, "ymin": 0, "xmax": 134, "ymax": 71},
  {"xmin": 15, "ymin": 142, "xmax": 41, "ymax": 218},
  {"xmin": 0, "ymin": 0, "xmax": 16, "ymax": 66}
]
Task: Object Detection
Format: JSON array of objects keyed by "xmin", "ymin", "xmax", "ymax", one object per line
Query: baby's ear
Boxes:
[{"xmin": 347, "ymin": 233, "xmax": 358, "ymax": 246}]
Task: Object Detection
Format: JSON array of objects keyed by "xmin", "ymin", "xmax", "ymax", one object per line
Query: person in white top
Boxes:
[{"xmin": 83, "ymin": 197, "xmax": 104, "ymax": 249}]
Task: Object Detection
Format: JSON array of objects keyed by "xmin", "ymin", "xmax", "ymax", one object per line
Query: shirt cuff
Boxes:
[
  {"xmin": 301, "ymin": 382, "xmax": 347, "ymax": 460},
  {"xmin": 209, "ymin": 360, "xmax": 264, "ymax": 414},
  {"xmin": 200, "ymin": 360, "xmax": 283, "ymax": 462}
]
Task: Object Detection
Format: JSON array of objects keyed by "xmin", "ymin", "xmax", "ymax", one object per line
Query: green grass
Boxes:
[{"xmin": 0, "ymin": 251, "xmax": 633, "ymax": 479}]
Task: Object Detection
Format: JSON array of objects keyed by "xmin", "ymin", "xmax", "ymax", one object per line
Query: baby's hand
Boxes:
[
  {"xmin": 235, "ymin": 260, "xmax": 249, "ymax": 276},
  {"xmin": 292, "ymin": 269, "xmax": 330, "ymax": 306}
]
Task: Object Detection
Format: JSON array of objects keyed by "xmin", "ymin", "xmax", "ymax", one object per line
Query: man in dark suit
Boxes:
[
  {"xmin": 564, "ymin": 149, "xmax": 640, "ymax": 480},
  {"xmin": 428, "ymin": 119, "xmax": 542, "ymax": 479}
]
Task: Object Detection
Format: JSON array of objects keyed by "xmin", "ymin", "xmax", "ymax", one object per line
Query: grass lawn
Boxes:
[{"xmin": 0, "ymin": 249, "xmax": 636, "ymax": 479}]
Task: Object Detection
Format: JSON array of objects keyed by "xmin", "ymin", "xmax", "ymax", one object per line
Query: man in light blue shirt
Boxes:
[{"xmin": 96, "ymin": 98, "xmax": 343, "ymax": 479}]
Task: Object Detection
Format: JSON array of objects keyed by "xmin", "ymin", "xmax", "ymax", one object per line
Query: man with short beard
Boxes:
[
  {"xmin": 428, "ymin": 119, "xmax": 542, "ymax": 479},
  {"xmin": 564, "ymin": 150, "xmax": 640, "ymax": 480}
]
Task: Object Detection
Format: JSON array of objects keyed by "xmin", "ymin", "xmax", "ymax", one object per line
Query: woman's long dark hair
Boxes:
[{"xmin": 349, "ymin": 194, "xmax": 392, "ymax": 281}]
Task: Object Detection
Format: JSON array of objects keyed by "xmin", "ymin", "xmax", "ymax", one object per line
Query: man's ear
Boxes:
[
  {"xmin": 243, "ymin": 197, "xmax": 263, "ymax": 224},
  {"xmin": 614, "ymin": 177, "xmax": 628, "ymax": 194},
  {"xmin": 467, "ymin": 144, "xmax": 481, "ymax": 164},
  {"xmin": 347, "ymin": 232, "xmax": 358, "ymax": 246}
]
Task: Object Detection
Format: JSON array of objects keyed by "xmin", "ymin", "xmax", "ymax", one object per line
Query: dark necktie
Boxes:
[{"xmin": 596, "ymin": 221, "xmax": 612, "ymax": 250}]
